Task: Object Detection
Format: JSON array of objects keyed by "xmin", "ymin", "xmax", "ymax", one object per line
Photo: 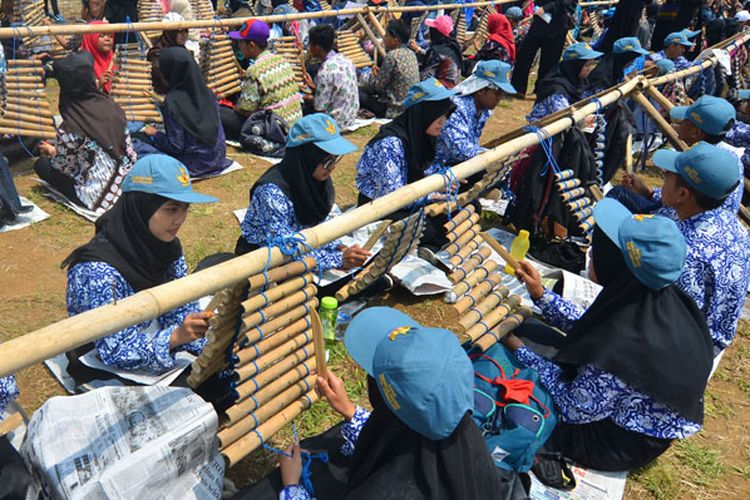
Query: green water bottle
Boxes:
[{"xmin": 319, "ymin": 296, "xmax": 338, "ymax": 345}]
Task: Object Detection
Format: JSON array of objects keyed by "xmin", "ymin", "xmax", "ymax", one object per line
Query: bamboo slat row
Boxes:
[
  {"xmin": 200, "ymin": 31, "xmax": 243, "ymax": 98},
  {"xmin": 336, "ymin": 29, "xmax": 373, "ymax": 69},
  {"xmin": 271, "ymin": 36, "xmax": 311, "ymax": 95},
  {"xmin": 0, "ymin": 60, "xmax": 56, "ymax": 139},
  {"xmin": 110, "ymin": 44, "xmax": 164, "ymax": 123}
]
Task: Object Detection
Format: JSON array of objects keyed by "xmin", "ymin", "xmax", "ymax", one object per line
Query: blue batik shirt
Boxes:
[
  {"xmin": 0, "ymin": 375, "xmax": 19, "ymax": 416},
  {"xmin": 433, "ymin": 94, "xmax": 490, "ymax": 169},
  {"xmin": 516, "ymin": 289, "xmax": 702, "ymax": 439},
  {"xmin": 652, "ymin": 206, "xmax": 750, "ymax": 351},
  {"xmin": 240, "ymin": 183, "xmax": 344, "ymax": 271},
  {"xmin": 356, "ymin": 136, "xmax": 409, "ymax": 200},
  {"xmin": 279, "ymin": 406, "xmax": 371, "ymax": 500},
  {"xmin": 725, "ymin": 121, "xmax": 750, "ymax": 169},
  {"xmin": 66, "ymin": 257, "xmax": 206, "ymax": 373},
  {"xmin": 527, "ymin": 93, "xmax": 571, "ymax": 123},
  {"xmin": 650, "ymin": 50, "xmax": 691, "ymax": 71}
]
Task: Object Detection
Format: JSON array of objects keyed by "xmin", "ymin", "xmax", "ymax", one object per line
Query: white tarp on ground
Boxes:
[{"xmin": 20, "ymin": 386, "xmax": 224, "ymax": 500}]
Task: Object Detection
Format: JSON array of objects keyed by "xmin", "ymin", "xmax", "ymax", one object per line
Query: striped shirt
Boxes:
[{"xmin": 238, "ymin": 50, "xmax": 303, "ymax": 126}]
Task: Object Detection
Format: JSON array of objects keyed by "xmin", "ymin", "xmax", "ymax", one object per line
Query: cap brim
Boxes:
[
  {"xmin": 497, "ymin": 81, "xmax": 517, "ymax": 94},
  {"xmin": 228, "ymin": 31, "xmax": 244, "ymax": 40},
  {"xmin": 634, "ymin": 48, "xmax": 650, "ymax": 55},
  {"xmin": 651, "ymin": 148, "xmax": 680, "ymax": 173},
  {"xmin": 738, "ymin": 89, "xmax": 750, "ymax": 100},
  {"xmin": 315, "ymin": 135, "xmax": 358, "ymax": 155},
  {"xmin": 678, "ymin": 41, "xmax": 694, "ymax": 47},
  {"xmin": 582, "ymin": 50, "xmax": 604, "ymax": 59},
  {"xmin": 345, "ymin": 307, "xmax": 420, "ymax": 375},
  {"xmin": 685, "ymin": 29, "xmax": 701, "ymax": 38},
  {"xmin": 593, "ymin": 198, "xmax": 632, "ymax": 249},
  {"xmin": 158, "ymin": 191, "xmax": 219, "ymax": 204},
  {"xmin": 669, "ymin": 105, "xmax": 688, "ymax": 121}
]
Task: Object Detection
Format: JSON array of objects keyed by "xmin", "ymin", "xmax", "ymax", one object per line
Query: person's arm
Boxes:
[
  {"xmin": 367, "ymin": 53, "xmax": 395, "ymax": 94},
  {"xmin": 67, "ymin": 262, "xmax": 208, "ymax": 372},
  {"xmin": 515, "ymin": 260, "xmax": 585, "ymax": 332},
  {"xmin": 316, "ymin": 371, "xmax": 371, "ymax": 456},
  {"xmin": 526, "ymin": 94, "xmax": 571, "ymax": 123},
  {"xmin": 511, "ymin": 345, "xmax": 622, "ymax": 424},
  {"xmin": 0, "ymin": 375, "xmax": 19, "ymax": 415},
  {"xmin": 159, "ymin": 257, "xmax": 206, "ymax": 356},
  {"xmin": 50, "ymin": 130, "xmax": 86, "ymax": 178},
  {"xmin": 150, "ymin": 108, "xmax": 186, "ymax": 155},
  {"xmin": 437, "ymin": 108, "xmax": 487, "ymax": 163},
  {"xmin": 724, "ymin": 122, "xmax": 750, "ymax": 147}
]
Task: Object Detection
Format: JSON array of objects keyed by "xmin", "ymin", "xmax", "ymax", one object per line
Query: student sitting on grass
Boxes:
[
  {"xmin": 507, "ymin": 199, "xmax": 713, "ymax": 471},
  {"xmin": 64, "ymin": 155, "xmax": 217, "ymax": 373}
]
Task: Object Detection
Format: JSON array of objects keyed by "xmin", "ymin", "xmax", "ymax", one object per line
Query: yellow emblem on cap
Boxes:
[
  {"xmin": 690, "ymin": 111, "xmax": 703, "ymax": 124},
  {"xmin": 624, "ymin": 44, "xmax": 634, "ymax": 50},
  {"xmin": 411, "ymin": 91, "xmax": 425, "ymax": 101},
  {"xmin": 176, "ymin": 167, "xmax": 190, "ymax": 187},
  {"xmin": 584, "ymin": 43, "xmax": 592, "ymax": 50},
  {"xmin": 683, "ymin": 166, "xmax": 702, "ymax": 184},
  {"xmin": 632, "ymin": 214, "xmax": 654, "ymax": 221},
  {"xmin": 506, "ymin": 70, "xmax": 512, "ymax": 81},
  {"xmin": 379, "ymin": 373, "xmax": 401, "ymax": 410},
  {"xmin": 129, "ymin": 175, "xmax": 153, "ymax": 185},
  {"xmin": 295, "ymin": 133, "xmax": 310, "ymax": 141},
  {"xmin": 388, "ymin": 326, "xmax": 411, "ymax": 341},
  {"xmin": 485, "ymin": 70, "xmax": 496, "ymax": 77},
  {"xmin": 325, "ymin": 119, "xmax": 336, "ymax": 135},
  {"xmin": 434, "ymin": 79, "xmax": 443, "ymax": 87},
  {"xmin": 626, "ymin": 240, "xmax": 642, "ymax": 268}
]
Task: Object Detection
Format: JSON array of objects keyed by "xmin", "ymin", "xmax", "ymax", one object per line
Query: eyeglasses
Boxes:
[{"xmin": 321, "ymin": 156, "xmax": 341, "ymax": 171}]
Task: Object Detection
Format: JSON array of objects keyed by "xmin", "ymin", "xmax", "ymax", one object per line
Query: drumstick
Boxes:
[
  {"xmin": 311, "ymin": 309, "xmax": 328, "ymax": 379},
  {"xmin": 480, "ymin": 232, "xmax": 519, "ymax": 272}
]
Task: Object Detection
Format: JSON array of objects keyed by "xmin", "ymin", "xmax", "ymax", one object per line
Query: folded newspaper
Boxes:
[{"xmin": 21, "ymin": 387, "xmax": 224, "ymax": 500}]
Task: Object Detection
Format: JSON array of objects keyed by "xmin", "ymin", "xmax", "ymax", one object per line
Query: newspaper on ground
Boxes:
[
  {"xmin": 529, "ymin": 466, "xmax": 627, "ymax": 500},
  {"xmin": 390, "ymin": 253, "xmax": 452, "ymax": 295},
  {"xmin": 20, "ymin": 386, "xmax": 224, "ymax": 500},
  {"xmin": 0, "ymin": 197, "xmax": 49, "ymax": 234},
  {"xmin": 79, "ymin": 349, "xmax": 195, "ymax": 386}
]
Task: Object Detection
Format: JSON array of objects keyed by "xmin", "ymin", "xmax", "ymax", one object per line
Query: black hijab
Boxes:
[
  {"xmin": 367, "ymin": 98, "xmax": 456, "ymax": 183},
  {"xmin": 534, "ymin": 59, "xmax": 589, "ymax": 103},
  {"xmin": 54, "ymin": 52, "xmax": 128, "ymax": 162},
  {"xmin": 251, "ymin": 143, "xmax": 334, "ymax": 226},
  {"xmin": 160, "ymin": 47, "xmax": 219, "ymax": 145},
  {"xmin": 588, "ymin": 51, "xmax": 639, "ymax": 90},
  {"xmin": 63, "ymin": 192, "xmax": 183, "ymax": 292},
  {"xmin": 554, "ymin": 227, "xmax": 713, "ymax": 423},
  {"xmin": 344, "ymin": 377, "xmax": 516, "ymax": 500}
]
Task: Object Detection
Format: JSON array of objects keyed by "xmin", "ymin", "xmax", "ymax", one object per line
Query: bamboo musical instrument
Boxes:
[
  {"xmin": 474, "ymin": 308, "xmax": 532, "ymax": 351},
  {"xmin": 480, "ymin": 232, "xmax": 519, "ymax": 272},
  {"xmin": 311, "ymin": 309, "xmax": 328, "ymax": 379}
]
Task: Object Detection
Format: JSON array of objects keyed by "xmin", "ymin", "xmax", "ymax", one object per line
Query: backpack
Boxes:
[
  {"xmin": 240, "ymin": 109, "xmax": 289, "ymax": 158},
  {"xmin": 471, "ymin": 344, "xmax": 558, "ymax": 472}
]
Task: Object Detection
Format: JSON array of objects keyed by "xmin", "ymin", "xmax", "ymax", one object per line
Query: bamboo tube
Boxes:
[
  {"xmin": 480, "ymin": 232, "xmax": 519, "ymax": 273},
  {"xmin": 557, "ymin": 179, "xmax": 581, "ymax": 191},
  {"xmin": 311, "ymin": 309, "xmax": 327, "ymax": 379},
  {"xmin": 367, "ymin": 9, "xmax": 387, "ymax": 37},
  {"xmin": 0, "ymin": 412, "xmax": 23, "ymax": 437},
  {"xmin": 447, "ymin": 260, "xmax": 499, "ymax": 301},
  {"xmin": 0, "ymin": 120, "xmax": 56, "ymax": 133},
  {"xmin": 207, "ymin": 74, "xmax": 241, "ymax": 89},
  {"xmin": 242, "ymin": 299, "xmax": 318, "ymax": 345},
  {"xmin": 222, "ymin": 390, "xmax": 319, "ymax": 466},
  {"xmin": 354, "ymin": 15, "xmax": 384, "ymax": 60},
  {"xmin": 588, "ymin": 185, "xmax": 604, "ymax": 202},
  {"xmin": 448, "ymin": 247, "xmax": 491, "ymax": 283},
  {"xmin": 248, "ymin": 257, "xmax": 317, "ymax": 292},
  {"xmin": 631, "ymin": 91, "xmax": 687, "ymax": 151},
  {"xmin": 219, "ymin": 375, "xmax": 316, "ymax": 447},
  {"xmin": 474, "ymin": 308, "xmax": 532, "ymax": 351},
  {"xmin": 236, "ymin": 316, "xmax": 310, "ymax": 367},
  {"xmin": 444, "ymin": 205, "xmax": 476, "ymax": 231},
  {"xmin": 448, "ymin": 237, "xmax": 481, "ymax": 267},
  {"xmin": 624, "ymin": 132, "xmax": 633, "ymax": 175},
  {"xmin": 560, "ymin": 187, "xmax": 586, "ymax": 201},
  {"xmin": 241, "ymin": 274, "xmax": 313, "ymax": 314},
  {"xmin": 458, "ymin": 286, "xmax": 511, "ymax": 332},
  {"xmin": 7, "ymin": 60, "xmax": 42, "ymax": 67},
  {"xmin": 242, "ymin": 285, "xmax": 316, "ymax": 331},
  {"xmin": 446, "ymin": 213, "xmax": 481, "ymax": 243},
  {"xmin": 462, "ymin": 295, "xmax": 522, "ymax": 343},
  {"xmin": 645, "ymin": 85, "xmax": 674, "ymax": 113},
  {"xmin": 362, "ymin": 219, "xmax": 392, "ymax": 251},
  {"xmin": 5, "ymin": 82, "xmax": 45, "ymax": 90},
  {"xmin": 452, "ymin": 276, "xmax": 506, "ymax": 314},
  {"xmin": 0, "ymin": 127, "xmax": 56, "ymax": 139},
  {"xmin": 444, "ymin": 224, "xmax": 479, "ymax": 255},
  {"xmin": 234, "ymin": 343, "xmax": 315, "ymax": 402},
  {"xmin": 234, "ymin": 331, "xmax": 313, "ymax": 385},
  {"xmin": 0, "ymin": 76, "xmax": 642, "ymax": 379}
]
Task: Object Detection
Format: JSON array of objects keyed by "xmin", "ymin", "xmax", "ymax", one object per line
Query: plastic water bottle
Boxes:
[
  {"xmin": 319, "ymin": 297, "xmax": 338, "ymax": 346},
  {"xmin": 505, "ymin": 230, "xmax": 530, "ymax": 274},
  {"xmin": 335, "ymin": 311, "xmax": 352, "ymax": 341}
]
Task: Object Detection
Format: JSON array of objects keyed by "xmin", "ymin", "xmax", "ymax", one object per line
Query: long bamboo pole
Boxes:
[
  {"xmin": 631, "ymin": 91, "xmax": 687, "ymax": 151},
  {"xmin": 0, "ymin": 2, "xmax": 505, "ymax": 38},
  {"xmin": 0, "ymin": 77, "xmax": 642, "ymax": 378}
]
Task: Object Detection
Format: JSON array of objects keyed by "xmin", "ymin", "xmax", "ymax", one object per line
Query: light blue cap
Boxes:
[
  {"xmin": 613, "ymin": 37, "xmax": 650, "ymax": 55},
  {"xmin": 472, "ymin": 60, "xmax": 516, "ymax": 94},
  {"xmin": 738, "ymin": 89, "xmax": 750, "ymax": 100},
  {"xmin": 656, "ymin": 58, "xmax": 675, "ymax": 75},
  {"xmin": 285, "ymin": 113, "xmax": 357, "ymax": 155},
  {"xmin": 678, "ymin": 28, "xmax": 701, "ymax": 39},
  {"xmin": 122, "ymin": 155, "xmax": 218, "ymax": 203},
  {"xmin": 505, "ymin": 6, "xmax": 523, "ymax": 20},
  {"xmin": 594, "ymin": 199, "xmax": 687, "ymax": 290},
  {"xmin": 664, "ymin": 31, "xmax": 694, "ymax": 47},
  {"xmin": 602, "ymin": 7, "xmax": 616, "ymax": 18},
  {"xmin": 670, "ymin": 95, "xmax": 736, "ymax": 136},
  {"xmin": 562, "ymin": 42, "xmax": 603, "ymax": 61},
  {"xmin": 402, "ymin": 77, "xmax": 457, "ymax": 110},
  {"xmin": 345, "ymin": 307, "xmax": 473, "ymax": 441},
  {"xmin": 652, "ymin": 142, "xmax": 741, "ymax": 200}
]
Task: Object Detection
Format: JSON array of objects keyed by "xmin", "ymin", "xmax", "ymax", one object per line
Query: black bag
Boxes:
[{"xmin": 240, "ymin": 109, "xmax": 289, "ymax": 158}]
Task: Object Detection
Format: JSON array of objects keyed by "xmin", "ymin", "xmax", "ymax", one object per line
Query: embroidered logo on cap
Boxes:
[
  {"xmin": 690, "ymin": 111, "xmax": 703, "ymax": 124},
  {"xmin": 484, "ymin": 70, "xmax": 496, "ymax": 78},
  {"xmin": 176, "ymin": 167, "xmax": 190, "ymax": 187},
  {"xmin": 626, "ymin": 240, "xmax": 642, "ymax": 268},
  {"xmin": 411, "ymin": 91, "xmax": 425, "ymax": 101},
  {"xmin": 388, "ymin": 326, "xmax": 411, "ymax": 341},
  {"xmin": 325, "ymin": 119, "xmax": 336, "ymax": 135},
  {"xmin": 379, "ymin": 373, "xmax": 401, "ymax": 410},
  {"xmin": 130, "ymin": 175, "xmax": 153, "ymax": 185},
  {"xmin": 683, "ymin": 165, "xmax": 702, "ymax": 184},
  {"xmin": 434, "ymin": 79, "xmax": 444, "ymax": 87},
  {"xmin": 632, "ymin": 214, "xmax": 654, "ymax": 221},
  {"xmin": 624, "ymin": 44, "xmax": 634, "ymax": 50},
  {"xmin": 584, "ymin": 43, "xmax": 592, "ymax": 50}
]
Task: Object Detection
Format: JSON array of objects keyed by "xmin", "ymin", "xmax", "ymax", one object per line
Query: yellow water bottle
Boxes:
[{"xmin": 505, "ymin": 230, "xmax": 530, "ymax": 274}]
